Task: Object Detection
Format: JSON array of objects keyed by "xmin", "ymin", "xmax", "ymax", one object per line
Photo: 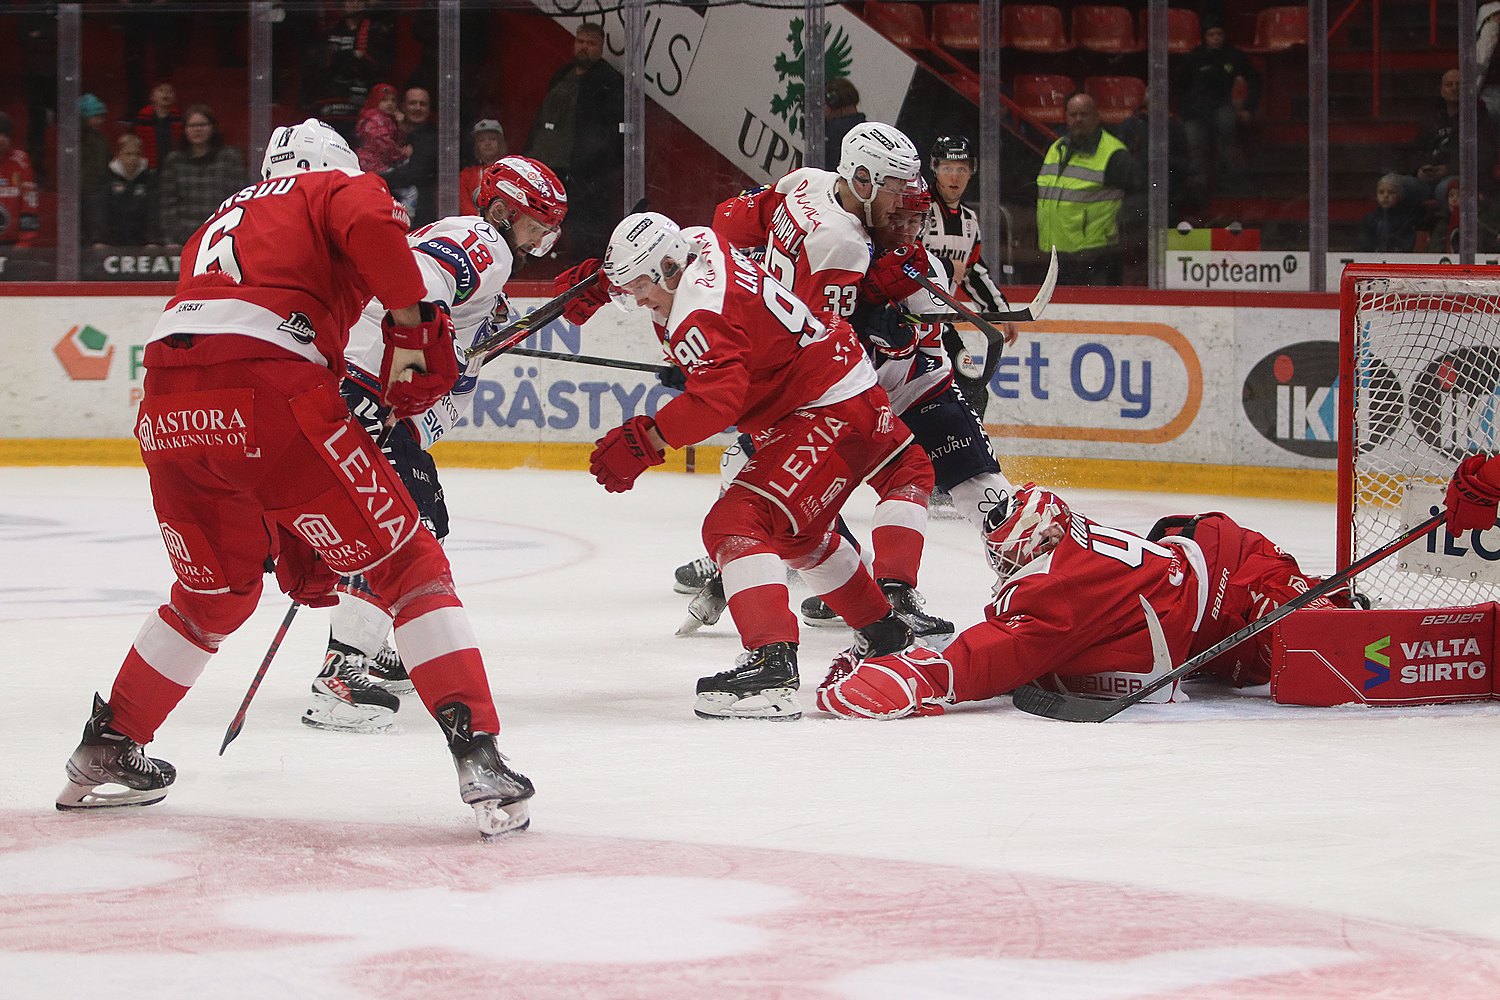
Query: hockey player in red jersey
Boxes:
[
  {"xmin": 581, "ymin": 211, "xmax": 945, "ymax": 720},
  {"xmin": 0, "ymin": 112, "xmax": 40, "ymax": 246},
  {"xmin": 709, "ymin": 122, "xmax": 952, "ymax": 639},
  {"xmin": 816, "ymin": 484, "xmax": 1343, "ymax": 719},
  {"xmin": 56, "ymin": 120, "xmax": 533, "ymax": 838},
  {"xmin": 304, "ymin": 155, "xmax": 567, "ymax": 733}
]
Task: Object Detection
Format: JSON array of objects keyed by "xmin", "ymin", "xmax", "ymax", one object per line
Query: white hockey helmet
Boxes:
[
  {"xmin": 983, "ymin": 484, "xmax": 1070, "ymax": 582},
  {"xmin": 261, "ymin": 118, "xmax": 360, "ymax": 180},
  {"xmin": 837, "ymin": 122, "xmax": 921, "ymax": 193},
  {"xmin": 603, "ymin": 212, "xmax": 693, "ymax": 287}
]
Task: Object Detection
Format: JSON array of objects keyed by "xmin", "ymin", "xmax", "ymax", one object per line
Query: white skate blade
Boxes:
[
  {"xmin": 694, "ymin": 688, "xmax": 802, "ymax": 721},
  {"xmin": 672, "ymin": 581, "xmax": 697, "ymax": 595},
  {"xmin": 473, "ymin": 797, "xmax": 531, "ymax": 840},
  {"xmin": 368, "ymin": 677, "xmax": 416, "ymax": 696},
  {"xmin": 55, "ymin": 778, "xmax": 167, "ymax": 811},
  {"xmin": 301, "ymin": 696, "xmax": 396, "ymax": 734},
  {"xmin": 914, "ymin": 628, "xmax": 957, "ymax": 652},
  {"xmin": 676, "ymin": 612, "xmax": 707, "ymax": 636},
  {"xmin": 800, "ymin": 612, "xmax": 849, "ymax": 629}
]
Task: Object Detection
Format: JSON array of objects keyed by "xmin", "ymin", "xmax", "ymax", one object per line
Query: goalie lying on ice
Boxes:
[{"xmin": 816, "ymin": 484, "xmax": 1352, "ymax": 719}]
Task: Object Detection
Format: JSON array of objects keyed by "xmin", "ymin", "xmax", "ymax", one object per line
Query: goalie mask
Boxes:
[
  {"xmin": 983, "ymin": 484, "xmax": 1070, "ymax": 582},
  {"xmin": 474, "ymin": 156, "xmax": 568, "ymax": 256},
  {"xmin": 261, "ymin": 118, "xmax": 360, "ymax": 180}
]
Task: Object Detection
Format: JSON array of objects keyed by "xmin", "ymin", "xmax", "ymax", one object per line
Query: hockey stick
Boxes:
[
  {"xmin": 504, "ymin": 345, "xmax": 669, "ymax": 375},
  {"xmin": 1010, "ymin": 511, "xmax": 1446, "ymax": 723},
  {"xmin": 219, "ymin": 600, "xmax": 300, "ymax": 755},
  {"xmin": 905, "ymin": 246, "xmax": 1059, "ymax": 332}
]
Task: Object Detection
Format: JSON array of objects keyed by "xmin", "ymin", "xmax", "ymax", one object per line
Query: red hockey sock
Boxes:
[
  {"xmin": 109, "ymin": 608, "xmax": 214, "ymax": 744},
  {"xmin": 721, "ymin": 550, "xmax": 797, "ymax": 649},
  {"xmin": 393, "ymin": 599, "xmax": 500, "ymax": 733}
]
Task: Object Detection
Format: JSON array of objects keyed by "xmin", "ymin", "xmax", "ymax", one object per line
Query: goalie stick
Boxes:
[
  {"xmin": 1010, "ymin": 511, "xmax": 1446, "ymax": 723},
  {"xmin": 219, "ymin": 600, "xmax": 300, "ymax": 754},
  {"xmin": 903, "ymin": 246, "xmax": 1059, "ymax": 333}
]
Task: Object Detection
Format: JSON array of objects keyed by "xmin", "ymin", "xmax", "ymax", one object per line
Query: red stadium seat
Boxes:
[
  {"xmin": 1072, "ymin": 5, "xmax": 1141, "ymax": 54},
  {"xmin": 932, "ymin": 3, "xmax": 982, "ymax": 52},
  {"xmin": 864, "ymin": 2, "xmax": 928, "ymax": 51},
  {"xmin": 1246, "ymin": 6, "xmax": 1310, "ymax": 53},
  {"xmin": 1137, "ymin": 7, "xmax": 1202, "ymax": 55},
  {"xmin": 1085, "ymin": 75, "xmax": 1146, "ymax": 124},
  {"xmin": 1002, "ymin": 6, "xmax": 1071, "ymax": 53},
  {"xmin": 1013, "ymin": 74, "xmax": 1076, "ymax": 125}
]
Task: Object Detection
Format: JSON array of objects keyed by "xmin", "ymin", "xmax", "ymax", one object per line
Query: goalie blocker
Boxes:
[{"xmin": 1271, "ymin": 605, "xmax": 1496, "ymax": 706}]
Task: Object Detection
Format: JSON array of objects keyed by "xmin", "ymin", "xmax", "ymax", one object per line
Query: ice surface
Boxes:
[{"xmin": 3, "ymin": 466, "xmax": 1498, "ymax": 998}]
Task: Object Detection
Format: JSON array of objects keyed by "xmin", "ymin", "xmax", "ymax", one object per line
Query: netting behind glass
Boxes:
[{"xmin": 1346, "ymin": 273, "xmax": 1500, "ymax": 609}]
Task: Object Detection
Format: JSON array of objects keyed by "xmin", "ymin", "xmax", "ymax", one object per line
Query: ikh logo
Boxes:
[
  {"xmin": 53, "ymin": 325, "xmax": 115, "ymax": 380},
  {"xmin": 1242, "ymin": 339, "xmax": 1400, "ymax": 458},
  {"xmin": 1408, "ymin": 346, "xmax": 1500, "ymax": 460},
  {"xmin": 1362, "ymin": 635, "xmax": 1391, "ymax": 691}
]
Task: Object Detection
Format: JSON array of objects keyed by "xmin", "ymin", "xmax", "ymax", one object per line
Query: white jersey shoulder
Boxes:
[
  {"xmin": 347, "ymin": 215, "xmax": 516, "ymax": 449},
  {"xmin": 772, "ymin": 167, "xmax": 871, "ymax": 277},
  {"xmin": 668, "ymin": 226, "xmax": 731, "ymax": 330}
]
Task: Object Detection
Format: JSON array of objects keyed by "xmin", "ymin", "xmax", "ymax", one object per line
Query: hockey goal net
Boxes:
[{"xmin": 1339, "ymin": 263, "xmax": 1500, "ymax": 609}]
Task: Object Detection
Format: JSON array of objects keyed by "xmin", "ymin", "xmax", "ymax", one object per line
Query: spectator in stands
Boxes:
[
  {"xmin": 303, "ymin": 0, "xmax": 394, "ymax": 140},
  {"xmin": 0, "ymin": 112, "xmax": 40, "ymax": 247},
  {"xmin": 17, "ymin": 7, "xmax": 55, "ymax": 185},
  {"xmin": 380, "ymin": 86, "xmax": 439, "ymax": 227},
  {"xmin": 1359, "ymin": 172, "xmax": 1430, "ymax": 253},
  {"xmin": 80, "ymin": 94, "xmax": 112, "ymax": 247},
  {"xmin": 460, "ymin": 119, "xmax": 507, "ymax": 215},
  {"xmin": 1178, "ymin": 21, "xmax": 1262, "ymax": 196},
  {"xmin": 824, "ymin": 77, "xmax": 866, "ymax": 168},
  {"xmin": 1411, "ymin": 68, "xmax": 1497, "ymax": 204},
  {"xmin": 158, "ymin": 104, "xmax": 245, "ymax": 246},
  {"xmin": 129, "ymin": 82, "xmax": 183, "ymax": 169},
  {"xmin": 526, "ymin": 21, "xmax": 623, "ymax": 260},
  {"xmin": 1036, "ymin": 93, "xmax": 1141, "ymax": 286},
  {"xmin": 355, "ymin": 82, "xmax": 411, "ymax": 206},
  {"xmin": 1113, "ymin": 91, "xmax": 1205, "ymax": 219},
  {"xmin": 98, "ymin": 133, "xmax": 161, "ymax": 248}
]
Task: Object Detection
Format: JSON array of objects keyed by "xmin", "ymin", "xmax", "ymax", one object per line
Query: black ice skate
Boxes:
[
  {"xmin": 694, "ymin": 642, "xmax": 801, "ymax": 720},
  {"xmin": 366, "ymin": 641, "xmax": 415, "ymax": 695},
  {"xmin": 437, "ymin": 701, "xmax": 534, "ymax": 840},
  {"xmin": 56, "ymin": 693, "xmax": 176, "ymax": 810},
  {"xmin": 676, "ymin": 574, "xmax": 726, "ymax": 636},
  {"xmin": 799, "ymin": 594, "xmax": 848, "ymax": 628},
  {"xmin": 880, "ymin": 579, "xmax": 956, "ymax": 649},
  {"xmin": 674, "ymin": 555, "xmax": 718, "ymax": 594},
  {"xmin": 302, "ymin": 642, "xmax": 400, "ymax": 733}
]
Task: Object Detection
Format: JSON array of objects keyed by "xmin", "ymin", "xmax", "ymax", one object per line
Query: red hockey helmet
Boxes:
[
  {"xmin": 875, "ymin": 174, "xmax": 931, "ymax": 249},
  {"xmin": 983, "ymin": 484, "xmax": 1070, "ymax": 581},
  {"xmin": 475, "ymin": 156, "xmax": 568, "ymax": 256}
]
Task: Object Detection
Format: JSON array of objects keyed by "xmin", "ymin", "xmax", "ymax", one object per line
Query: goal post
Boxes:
[{"xmin": 1339, "ymin": 263, "xmax": 1500, "ymax": 609}]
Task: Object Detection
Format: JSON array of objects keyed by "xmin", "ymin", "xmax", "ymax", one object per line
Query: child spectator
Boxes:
[
  {"xmin": 158, "ymin": 104, "xmax": 246, "ymax": 246},
  {"xmin": 100, "ymin": 133, "xmax": 161, "ymax": 247},
  {"xmin": 1431, "ymin": 182, "xmax": 1462, "ymax": 254},
  {"xmin": 459, "ymin": 118, "xmax": 507, "ymax": 215},
  {"xmin": 129, "ymin": 82, "xmax": 184, "ymax": 169},
  {"xmin": 1359, "ymin": 172, "xmax": 1429, "ymax": 253},
  {"xmin": 355, "ymin": 83, "xmax": 407, "ymax": 172}
]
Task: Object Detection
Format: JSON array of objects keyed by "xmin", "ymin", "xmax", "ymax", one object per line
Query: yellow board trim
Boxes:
[{"xmin": 0, "ymin": 439, "xmax": 1336, "ymax": 501}]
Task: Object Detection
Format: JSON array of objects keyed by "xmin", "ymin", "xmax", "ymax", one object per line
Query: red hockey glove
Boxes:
[
  {"xmin": 553, "ymin": 258, "xmax": 612, "ymax": 327},
  {"xmin": 380, "ymin": 301, "xmax": 459, "ymax": 420},
  {"xmin": 590, "ymin": 415, "xmax": 665, "ymax": 493},
  {"xmin": 270, "ymin": 524, "xmax": 340, "ymax": 608},
  {"xmin": 1445, "ymin": 454, "xmax": 1500, "ymax": 533},
  {"xmin": 815, "ymin": 647, "xmax": 954, "ymax": 720},
  {"xmin": 862, "ymin": 244, "xmax": 929, "ymax": 305}
]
